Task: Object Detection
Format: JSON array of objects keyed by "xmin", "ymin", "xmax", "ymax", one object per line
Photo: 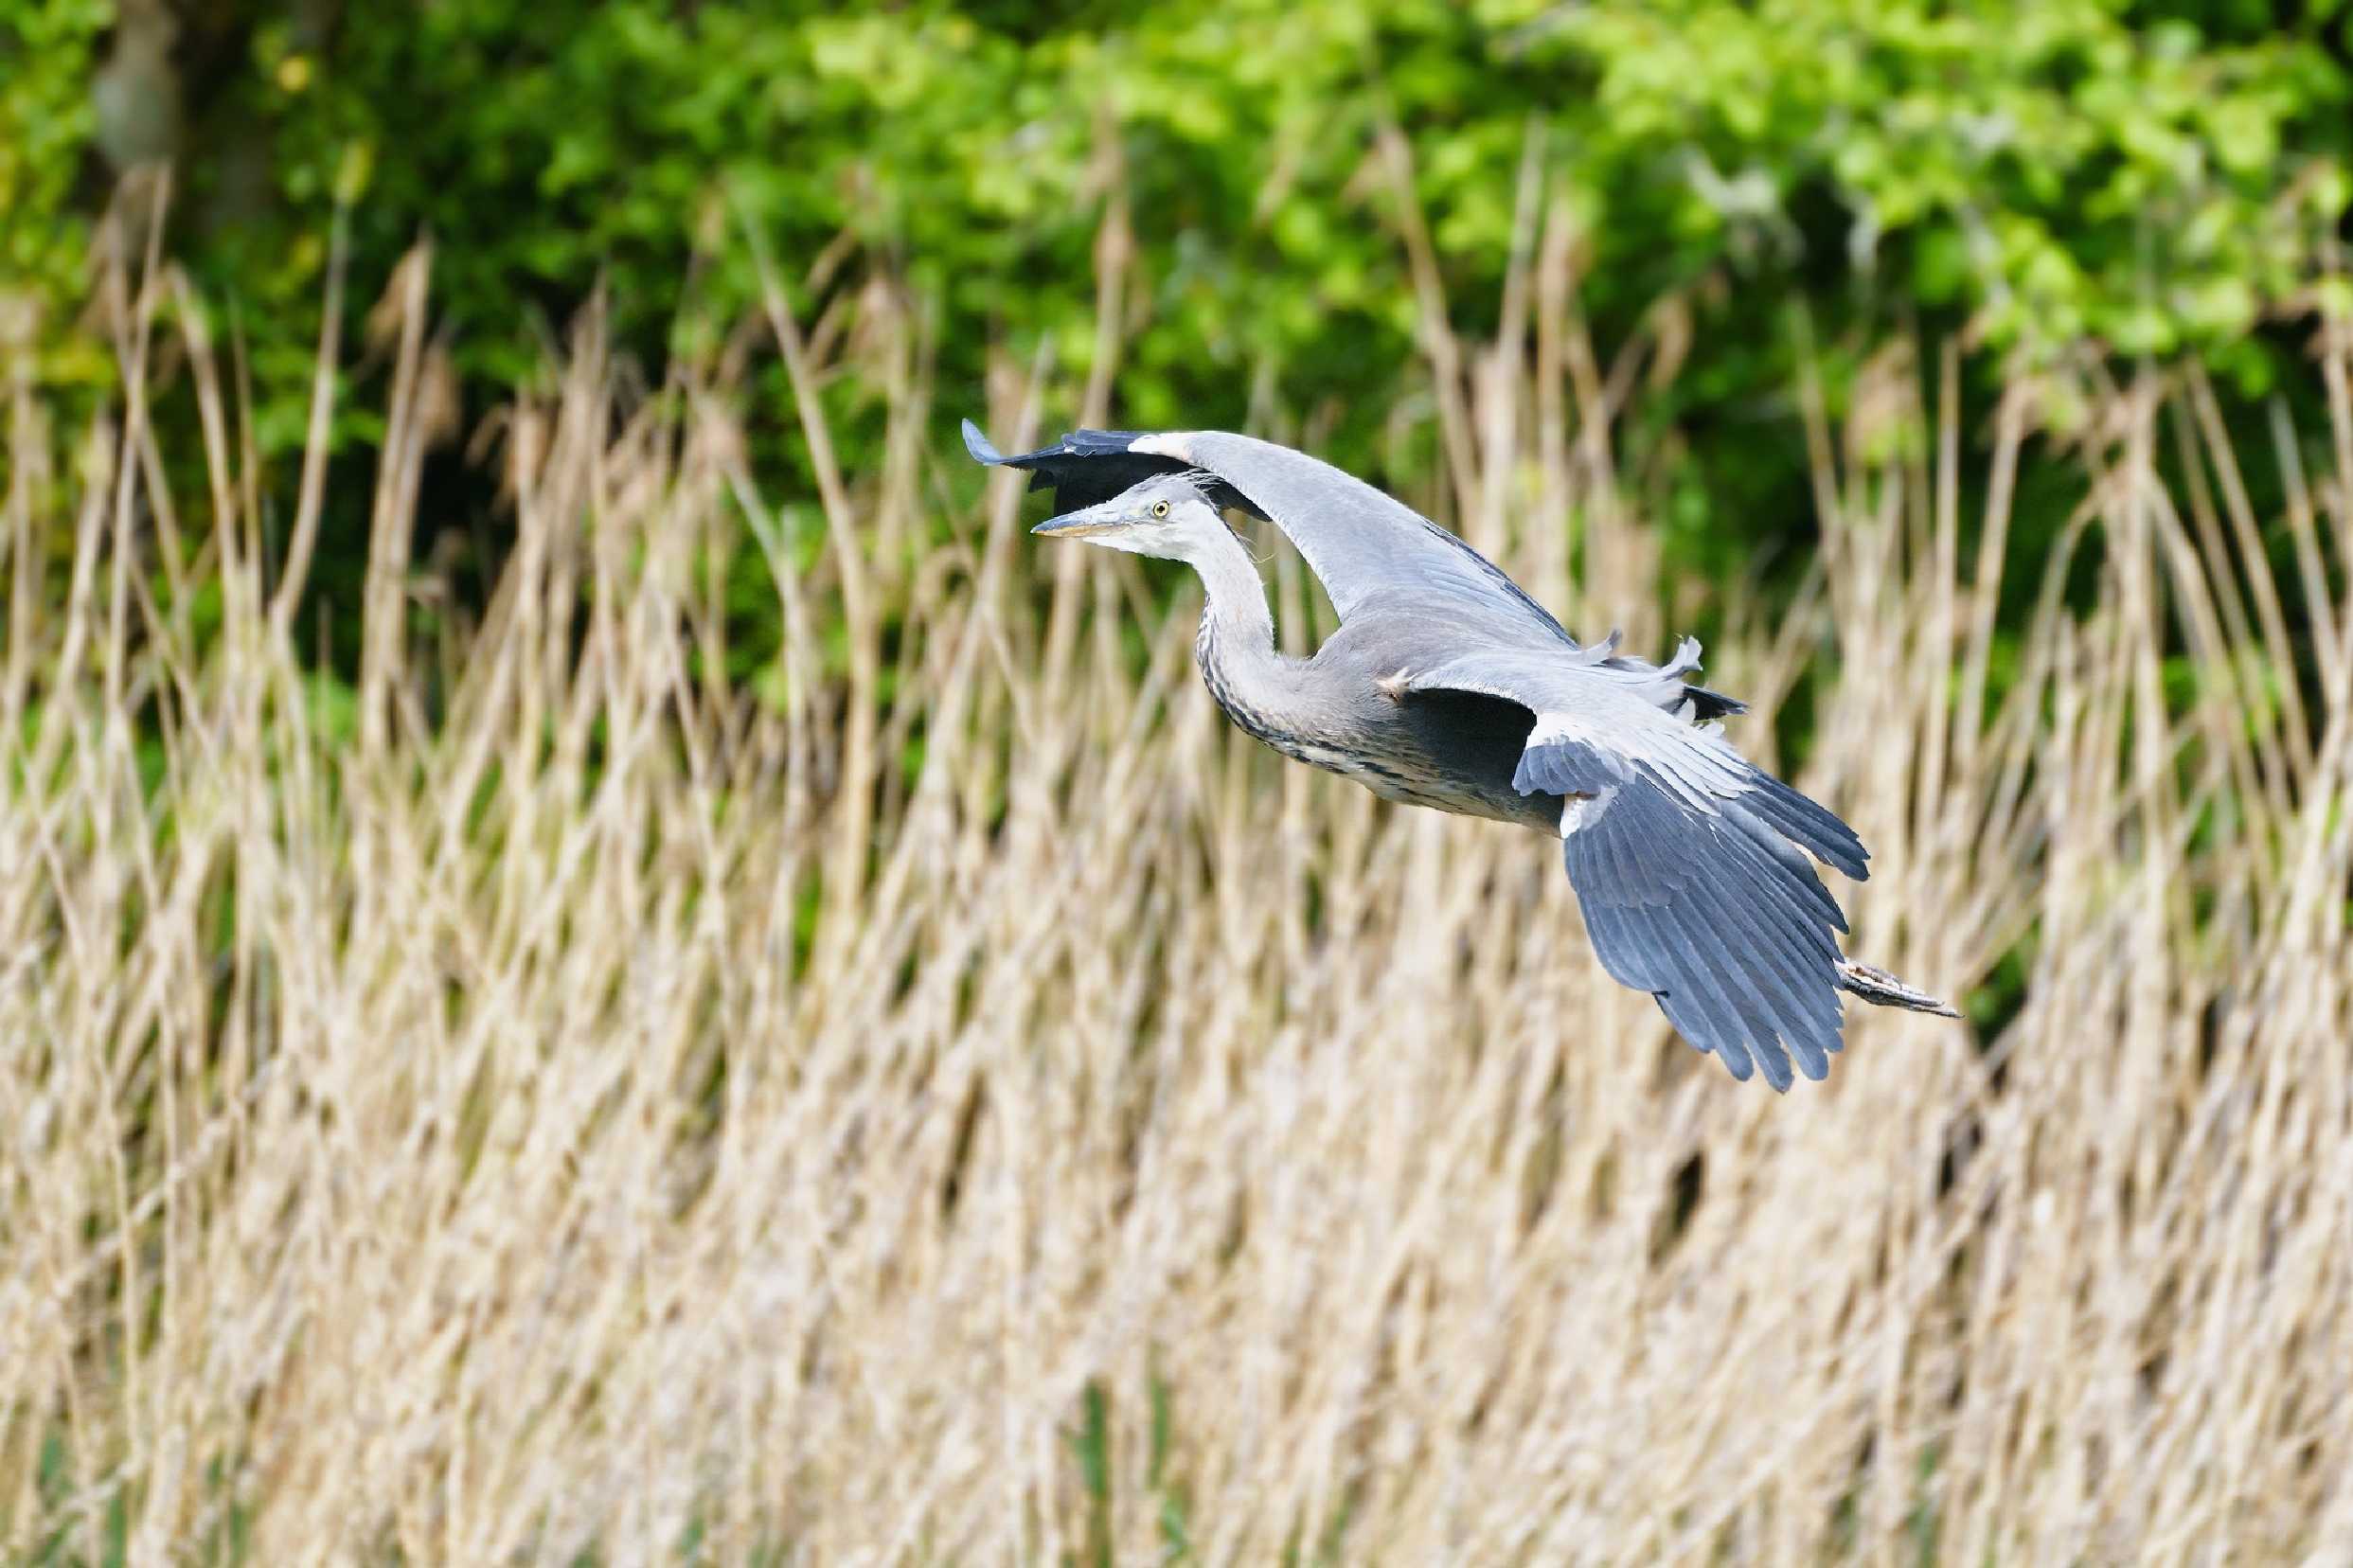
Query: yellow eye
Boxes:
[{"xmin": 1151, "ymin": 500, "xmax": 1170, "ymax": 518}]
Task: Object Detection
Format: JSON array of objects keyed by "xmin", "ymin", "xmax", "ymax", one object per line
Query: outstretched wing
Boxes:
[
  {"xmin": 965, "ymin": 419, "xmax": 1743, "ymax": 717},
  {"xmin": 1403, "ymin": 648, "xmax": 1868, "ymax": 1090},
  {"xmin": 966, "ymin": 420, "xmax": 1568, "ymax": 638},
  {"xmin": 1135, "ymin": 429, "xmax": 1573, "ymax": 638}
]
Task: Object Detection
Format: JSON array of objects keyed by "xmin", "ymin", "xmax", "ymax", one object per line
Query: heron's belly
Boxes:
[
  {"xmin": 1268, "ymin": 734, "xmax": 1558, "ymax": 829},
  {"xmin": 1197, "ymin": 654, "xmax": 1557, "ymax": 830}
]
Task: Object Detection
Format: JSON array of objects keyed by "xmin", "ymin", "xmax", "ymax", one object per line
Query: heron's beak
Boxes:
[
  {"xmin": 1030, "ymin": 517, "xmax": 1116, "ymax": 539},
  {"xmin": 1030, "ymin": 508, "xmax": 1126, "ymax": 539}
]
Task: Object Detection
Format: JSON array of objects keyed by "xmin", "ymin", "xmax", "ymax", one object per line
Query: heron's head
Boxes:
[{"xmin": 1030, "ymin": 472, "xmax": 1232, "ymax": 562}]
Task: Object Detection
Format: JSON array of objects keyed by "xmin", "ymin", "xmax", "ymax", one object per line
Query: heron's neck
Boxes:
[{"xmin": 1187, "ymin": 526, "xmax": 1296, "ymax": 734}]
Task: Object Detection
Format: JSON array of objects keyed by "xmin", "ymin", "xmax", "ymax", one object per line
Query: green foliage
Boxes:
[
  {"xmin": 190, "ymin": 1, "xmax": 2349, "ymax": 389},
  {"xmin": 0, "ymin": 0, "xmax": 111, "ymax": 369},
  {"xmin": 1524, "ymin": 0, "xmax": 2344, "ymax": 351},
  {"xmin": 13, "ymin": 1, "xmax": 2353, "ymax": 644}
]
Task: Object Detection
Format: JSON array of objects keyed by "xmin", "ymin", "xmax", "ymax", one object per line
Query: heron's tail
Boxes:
[{"xmin": 1837, "ymin": 959, "xmax": 1959, "ymax": 1018}]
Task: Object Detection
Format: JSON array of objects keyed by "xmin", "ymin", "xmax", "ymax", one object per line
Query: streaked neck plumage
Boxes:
[{"xmin": 1185, "ymin": 520, "xmax": 1304, "ymax": 748}]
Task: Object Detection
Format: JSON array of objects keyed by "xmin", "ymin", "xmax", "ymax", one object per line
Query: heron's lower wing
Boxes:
[
  {"xmin": 1400, "ymin": 650, "xmax": 1868, "ymax": 1090},
  {"xmin": 1522, "ymin": 731, "xmax": 1852, "ymax": 1090}
]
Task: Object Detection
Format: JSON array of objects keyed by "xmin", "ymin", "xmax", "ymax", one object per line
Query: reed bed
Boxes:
[{"xmin": 3, "ymin": 203, "xmax": 2351, "ymax": 1562}]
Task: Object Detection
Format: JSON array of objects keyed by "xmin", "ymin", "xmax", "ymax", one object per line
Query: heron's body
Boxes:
[
  {"xmin": 1190, "ymin": 554, "xmax": 1553, "ymax": 827},
  {"xmin": 968, "ymin": 419, "xmax": 1954, "ymax": 1089}
]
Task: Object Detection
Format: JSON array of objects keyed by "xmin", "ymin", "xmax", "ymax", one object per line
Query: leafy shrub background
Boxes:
[{"xmin": 6, "ymin": 0, "xmax": 2351, "ymax": 659}]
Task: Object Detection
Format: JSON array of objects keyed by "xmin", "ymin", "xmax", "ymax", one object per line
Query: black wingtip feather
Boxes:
[
  {"xmin": 959, "ymin": 423, "xmax": 1274, "ymax": 522},
  {"xmin": 1684, "ymin": 686, "xmax": 1747, "ymax": 720}
]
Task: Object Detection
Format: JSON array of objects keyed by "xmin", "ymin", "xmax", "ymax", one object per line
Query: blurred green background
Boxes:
[{"xmin": 4, "ymin": 0, "xmax": 2349, "ymax": 675}]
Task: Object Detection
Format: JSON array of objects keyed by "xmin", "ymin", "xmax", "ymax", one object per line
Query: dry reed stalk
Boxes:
[{"xmin": 2, "ymin": 203, "xmax": 2350, "ymax": 1563}]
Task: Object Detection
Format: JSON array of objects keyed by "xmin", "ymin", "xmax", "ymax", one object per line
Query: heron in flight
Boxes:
[{"xmin": 965, "ymin": 420, "xmax": 1953, "ymax": 1089}]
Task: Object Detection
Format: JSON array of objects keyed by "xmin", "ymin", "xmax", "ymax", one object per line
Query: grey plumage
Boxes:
[{"xmin": 967, "ymin": 419, "xmax": 1955, "ymax": 1090}]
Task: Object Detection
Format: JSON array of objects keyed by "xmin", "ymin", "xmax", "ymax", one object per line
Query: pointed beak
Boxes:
[
  {"xmin": 1029, "ymin": 500, "xmax": 1129, "ymax": 538},
  {"xmin": 1030, "ymin": 513, "xmax": 1118, "ymax": 538}
]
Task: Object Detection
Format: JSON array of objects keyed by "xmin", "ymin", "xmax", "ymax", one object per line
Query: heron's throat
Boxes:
[{"xmin": 1187, "ymin": 523, "xmax": 1297, "ymax": 743}]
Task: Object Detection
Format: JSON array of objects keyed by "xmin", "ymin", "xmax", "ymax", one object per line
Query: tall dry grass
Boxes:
[{"xmin": 4, "ymin": 192, "xmax": 2352, "ymax": 1564}]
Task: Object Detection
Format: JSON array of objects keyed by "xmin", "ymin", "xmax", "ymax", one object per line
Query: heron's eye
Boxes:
[{"xmin": 1150, "ymin": 500, "xmax": 1170, "ymax": 519}]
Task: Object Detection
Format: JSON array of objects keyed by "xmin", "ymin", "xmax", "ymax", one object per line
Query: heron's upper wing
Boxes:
[
  {"xmin": 965, "ymin": 420, "xmax": 1571, "ymax": 638},
  {"xmin": 1133, "ymin": 430, "xmax": 1573, "ymax": 636},
  {"xmin": 1402, "ymin": 648, "xmax": 1868, "ymax": 1090}
]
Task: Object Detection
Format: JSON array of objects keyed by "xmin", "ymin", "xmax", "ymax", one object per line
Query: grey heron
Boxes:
[{"xmin": 965, "ymin": 420, "xmax": 1954, "ymax": 1089}]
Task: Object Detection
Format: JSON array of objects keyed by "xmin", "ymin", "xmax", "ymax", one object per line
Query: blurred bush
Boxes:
[
  {"xmin": 0, "ymin": 0, "xmax": 109, "ymax": 359},
  {"xmin": 6, "ymin": 1, "xmax": 2349, "ymax": 620}
]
